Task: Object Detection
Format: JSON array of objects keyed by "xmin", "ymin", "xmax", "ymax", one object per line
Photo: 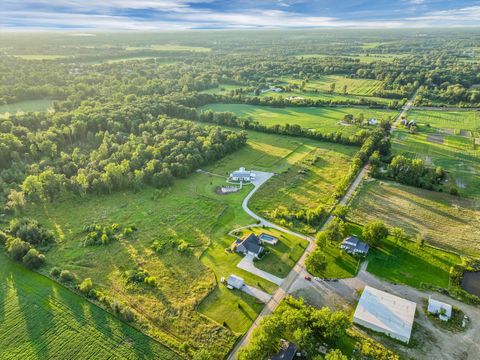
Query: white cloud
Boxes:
[{"xmin": 1, "ymin": 1, "xmax": 480, "ymax": 29}]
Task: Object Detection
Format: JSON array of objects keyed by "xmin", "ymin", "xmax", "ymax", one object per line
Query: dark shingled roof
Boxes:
[{"xmin": 237, "ymin": 233, "xmax": 263, "ymax": 255}]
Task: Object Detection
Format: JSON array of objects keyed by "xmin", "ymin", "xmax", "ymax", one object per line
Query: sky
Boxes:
[{"xmin": 1, "ymin": 0, "xmax": 480, "ymax": 30}]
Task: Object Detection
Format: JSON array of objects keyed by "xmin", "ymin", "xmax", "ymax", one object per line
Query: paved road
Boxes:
[{"xmin": 227, "ymin": 89, "xmax": 419, "ymax": 360}]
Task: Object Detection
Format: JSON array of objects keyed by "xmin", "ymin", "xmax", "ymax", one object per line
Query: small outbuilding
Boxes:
[
  {"xmin": 427, "ymin": 297, "xmax": 452, "ymax": 321},
  {"xmin": 227, "ymin": 274, "xmax": 244, "ymax": 289},
  {"xmin": 341, "ymin": 236, "xmax": 369, "ymax": 255},
  {"xmin": 353, "ymin": 286, "xmax": 416, "ymax": 344}
]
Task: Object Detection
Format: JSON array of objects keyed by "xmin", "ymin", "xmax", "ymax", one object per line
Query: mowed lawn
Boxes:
[
  {"xmin": 250, "ymin": 142, "xmax": 358, "ymax": 233},
  {"xmin": 392, "ymin": 127, "xmax": 480, "ymax": 197},
  {"xmin": 0, "ymin": 253, "xmax": 179, "ymax": 360},
  {"xmin": 349, "ymin": 180, "xmax": 480, "ymax": 257},
  {"xmin": 346, "ymin": 224, "xmax": 461, "ymax": 289},
  {"xmin": 408, "ymin": 110, "xmax": 480, "ymax": 132},
  {"xmin": 0, "ymin": 99, "xmax": 54, "ymax": 117},
  {"xmin": 201, "ymin": 103, "xmax": 397, "ymax": 135},
  {"xmin": 234, "ymin": 227, "xmax": 308, "ymax": 278},
  {"xmin": 23, "ymin": 130, "xmax": 340, "ymax": 355}
]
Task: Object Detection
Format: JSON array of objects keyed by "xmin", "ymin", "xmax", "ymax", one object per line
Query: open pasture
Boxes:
[
  {"xmin": 0, "ymin": 99, "xmax": 54, "ymax": 116},
  {"xmin": 407, "ymin": 110, "xmax": 479, "ymax": 132},
  {"xmin": 0, "ymin": 254, "xmax": 179, "ymax": 360},
  {"xmin": 201, "ymin": 103, "xmax": 397, "ymax": 135},
  {"xmin": 125, "ymin": 44, "xmax": 211, "ymax": 52},
  {"xmin": 249, "ymin": 142, "xmax": 358, "ymax": 233},
  {"xmin": 258, "ymin": 88, "xmax": 393, "ymax": 105},
  {"xmin": 347, "ymin": 223, "xmax": 462, "ymax": 289},
  {"xmin": 23, "ymin": 130, "xmax": 336, "ymax": 355},
  {"xmin": 392, "ymin": 128, "xmax": 480, "ymax": 197},
  {"xmin": 286, "ymin": 75, "xmax": 385, "ymax": 97},
  {"xmin": 349, "ymin": 180, "xmax": 480, "ymax": 257}
]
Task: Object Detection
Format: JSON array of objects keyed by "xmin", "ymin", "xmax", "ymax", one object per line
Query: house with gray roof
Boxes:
[
  {"xmin": 230, "ymin": 167, "xmax": 256, "ymax": 182},
  {"xmin": 235, "ymin": 233, "xmax": 264, "ymax": 258},
  {"xmin": 341, "ymin": 236, "xmax": 369, "ymax": 255}
]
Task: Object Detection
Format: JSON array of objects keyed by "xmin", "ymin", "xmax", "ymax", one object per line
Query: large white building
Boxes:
[
  {"xmin": 353, "ymin": 286, "xmax": 416, "ymax": 343},
  {"xmin": 229, "ymin": 167, "xmax": 256, "ymax": 182}
]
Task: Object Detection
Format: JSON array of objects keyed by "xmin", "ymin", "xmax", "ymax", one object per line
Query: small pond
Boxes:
[{"xmin": 461, "ymin": 271, "xmax": 480, "ymax": 297}]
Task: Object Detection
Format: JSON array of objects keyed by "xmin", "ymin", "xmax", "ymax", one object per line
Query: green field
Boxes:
[
  {"xmin": 407, "ymin": 110, "xmax": 480, "ymax": 132},
  {"xmin": 12, "ymin": 54, "xmax": 69, "ymax": 60},
  {"xmin": 250, "ymin": 142, "xmax": 358, "ymax": 233},
  {"xmin": 349, "ymin": 180, "xmax": 480, "ymax": 257},
  {"xmin": 201, "ymin": 104, "xmax": 397, "ymax": 135},
  {"xmin": 200, "ymin": 84, "xmax": 246, "ymax": 95},
  {"xmin": 0, "ymin": 99, "xmax": 54, "ymax": 116},
  {"xmin": 0, "ymin": 253, "xmax": 179, "ymax": 360},
  {"xmin": 258, "ymin": 88, "xmax": 393, "ymax": 105},
  {"xmin": 392, "ymin": 126, "xmax": 480, "ymax": 197},
  {"xmin": 22, "ymin": 130, "xmax": 346, "ymax": 356},
  {"xmin": 236, "ymin": 227, "xmax": 308, "ymax": 278},
  {"xmin": 286, "ymin": 75, "xmax": 385, "ymax": 97},
  {"xmin": 345, "ymin": 224, "xmax": 463, "ymax": 289},
  {"xmin": 125, "ymin": 45, "xmax": 211, "ymax": 52},
  {"xmin": 295, "ymin": 53, "xmax": 408, "ymax": 64}
]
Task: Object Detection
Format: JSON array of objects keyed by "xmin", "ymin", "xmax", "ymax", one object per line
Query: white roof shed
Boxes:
[
  {"xmin": 353, "ymin": 286, "xmax": 417, "ymax": 343},
  {"xmin": 227, "ymin": 274, "xmax": 244, "ymax": 289},
  {"xmin": 428, "ymin": 297, "xmax": 452, "ymax": 321}
]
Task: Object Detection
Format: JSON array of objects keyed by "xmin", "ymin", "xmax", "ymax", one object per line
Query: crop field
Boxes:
[
  {"xmin": 23, "ymin": 130, "xmax": 340, "ymax": 356},
  {"xmin": 392, "ymin": 127, "xmax": 480, "ymax": 197},
  {"xmin": 201, "ymin": 103, "xmax": 398, "ymax": 135},
  {"xmin": 0, "ymin": 254, "xmax": 180, "ymax": 360},
  {"xmin": 407, "ymin": 110, "xmax": 479, "ymax": 132},
  {"xmin": 250, "ymin": 142, "xmax": 358, "ymax": 233},
  {"xmin": 349, "ymin": 180, "xmax": 480, "ymax": 257},
  {"xmin": 295, "ymin": 53, "xmax": 408, "ymax": 63},
  {"xmin": 0, "ymin": 99, "xmax": 54, "ymax": 116},
  {"xmin": 125, "ymin": 44, "xmax": 211, "ymax": 52},
  {"xmin": 11, "ymin": 54, "xmax": 69, "ymax": 60},
  {"xmin": 258, "ymin": 89, "xmax": 392, "ymax": 105},
  {"xmin": 200, "ymin": 84, "xmax": 246, "ymax": 95},
  {"xmin": 285, "ymin": 75, "xmax": 385, "ymax": 97}
]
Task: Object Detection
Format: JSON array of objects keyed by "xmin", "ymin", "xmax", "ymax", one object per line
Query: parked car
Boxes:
[
  {"xmin": 314, "ymin": 277, "xmax": 321, "ymax": 282},
  {"xmin": 304, "ymin": 276, "xmax": 312, "ymax": 281}
]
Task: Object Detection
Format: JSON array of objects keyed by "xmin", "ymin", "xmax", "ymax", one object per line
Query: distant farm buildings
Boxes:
[
  {"xmin": 353, "ymin": 286, "xmax": 416, "ymax": 343},
  {"xmin": 229, "ymin": 167, "xmax": 256, "ymax": 182}
]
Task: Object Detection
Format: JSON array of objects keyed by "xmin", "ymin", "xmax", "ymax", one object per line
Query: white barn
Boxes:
[{"xmin": 353, "ymin": 286, "xmax": 416, "ymax": 343}]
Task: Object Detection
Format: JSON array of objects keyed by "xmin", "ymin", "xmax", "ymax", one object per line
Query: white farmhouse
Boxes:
[
  {"xmin": 229, "ymin": 167, "xmax": 256, "ymax": 182},
  {"xmin": 353, "ymin": 286, "xmax": 416, "ymax": 343}
]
